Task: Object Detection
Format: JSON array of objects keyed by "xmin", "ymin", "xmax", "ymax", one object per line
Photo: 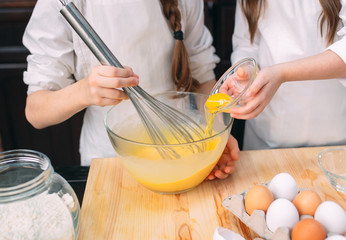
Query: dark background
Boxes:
[{"xmin": 0, "ymin": 0, "xmax": 243, "ymax": 202}]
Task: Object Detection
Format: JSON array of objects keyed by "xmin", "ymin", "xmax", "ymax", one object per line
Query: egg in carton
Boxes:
[
  {"xmin": 222, "ymin": 172, "xmax": 346, "ymax": 240},
  {"xmin": 222, "ymin": 190, "xmax": 290, "ymax": 240}
]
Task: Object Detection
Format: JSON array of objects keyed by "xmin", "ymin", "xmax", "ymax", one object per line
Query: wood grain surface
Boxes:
[{"xmin": 78, "ymin": 146, "xmax": 346, "ymax": 240}]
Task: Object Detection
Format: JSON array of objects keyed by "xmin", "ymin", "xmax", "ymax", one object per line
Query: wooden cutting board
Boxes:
[{"xmin": 78, "ymin": 146, "xmax": 346, "ymax": 240}]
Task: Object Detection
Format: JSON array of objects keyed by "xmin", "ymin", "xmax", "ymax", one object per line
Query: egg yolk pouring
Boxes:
[
  {"xmin": 205, "ymin": 93, "xmax": 233, "ymax": 114},
  {"xmin": 204, "ymin": 93, "xmax": 233, "ymax": 136}
]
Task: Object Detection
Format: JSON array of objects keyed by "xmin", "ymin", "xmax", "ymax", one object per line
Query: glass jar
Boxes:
[{"xmin": 0, "ymin": 149, "xmax": 80, "ymax": 240}]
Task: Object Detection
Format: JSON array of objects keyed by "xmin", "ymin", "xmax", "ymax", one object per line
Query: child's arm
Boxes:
[{"xmin": 25, "ymin": 66, "xmax": 138, "ymax": 129}]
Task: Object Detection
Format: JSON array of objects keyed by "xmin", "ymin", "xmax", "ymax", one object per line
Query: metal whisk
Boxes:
[{"xmin": 58, "ymin": 1, "xmax": 205, "ymax": 156}]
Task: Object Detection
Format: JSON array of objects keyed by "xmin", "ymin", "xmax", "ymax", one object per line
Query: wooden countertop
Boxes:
[{"xmin": 78, "ymin": 146, "xmax": 346, "ymax": 240}]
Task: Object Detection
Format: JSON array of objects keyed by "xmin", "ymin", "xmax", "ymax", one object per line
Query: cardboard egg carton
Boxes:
[{"xmin": 222, "ymin": 191, "xmax": 290, "ymax": 240}]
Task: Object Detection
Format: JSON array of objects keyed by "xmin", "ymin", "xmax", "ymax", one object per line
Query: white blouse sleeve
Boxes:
[
  {"xmin": 327, "ymin": 0, "xmax": 346, "ymax": 63},
  {"xmin": 327, "ymin": 0, "xmax": 346, "ymax": 87},
  {"xmin": 23, "ymin": 0, "xmax": 76, "ymax": 95},
  {"xmin": 182, "ymin": 0, "xmax": 220, "ymax": 83},
  {"xmin": 231, "ymin": 0, "xmax": 260, "ymax": 65}
]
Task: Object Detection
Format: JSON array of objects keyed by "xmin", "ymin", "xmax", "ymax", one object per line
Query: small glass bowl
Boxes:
[
  {"xmin": 316, "ymin": 147, "xmax": 346, "ymax": 193},
  {"xmin": 209, "ymin": 57, "xmax": 257, "ymax": 111}
]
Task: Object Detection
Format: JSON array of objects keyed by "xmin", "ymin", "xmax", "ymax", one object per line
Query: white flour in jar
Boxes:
[{"xmin": 0, "ymin": 191, "xmax": 74, "ymax": 240}]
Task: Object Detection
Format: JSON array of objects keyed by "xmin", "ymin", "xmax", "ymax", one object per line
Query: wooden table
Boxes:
[{"xmin": 78, "ymin": 146, "xmax": 346, "ymax": 240}]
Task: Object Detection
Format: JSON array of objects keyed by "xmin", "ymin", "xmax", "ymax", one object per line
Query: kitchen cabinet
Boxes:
[
  {"xmin": 0, "ymin": 0, "xmax": 83, "ymax": 167},
  {"xmin": 0, "ymin": 0, "xmax": 86, "ymax": 204},
  {"xmin": 0, "ymin": 0, "xmax": 243, "ymax": 169}
]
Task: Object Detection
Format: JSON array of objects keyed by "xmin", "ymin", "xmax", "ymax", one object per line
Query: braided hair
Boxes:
[{"xmin": 159, "ymin": 0, "xmax": 200, "ymax": 92}]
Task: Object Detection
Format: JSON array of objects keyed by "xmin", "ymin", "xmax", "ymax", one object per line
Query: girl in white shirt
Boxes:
[
  {"xmin": 222, "ymin": 0, "xmax": 346, "ymax": 150},
  {"xmin": 23, "ymin": 0, "xmax": 239, "ymax": 179}
]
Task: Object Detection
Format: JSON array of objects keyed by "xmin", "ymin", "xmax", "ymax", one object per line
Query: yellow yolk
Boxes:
[
  {"xmin": 205, "ymin": 93, "xmax": 233, "ymax": 113},
  {"xmin": 204, "ymin": 93, "xmax": 233, "ymax": 137},
  {"xmin": 136, "ymin": 158, "xmax": 218, "ymax": 193},
  {"xmin": 118, "ymin": 128, "xmax": 224, "ymax": 193}
]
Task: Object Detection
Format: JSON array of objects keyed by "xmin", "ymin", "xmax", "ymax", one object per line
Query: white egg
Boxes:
[
  {"xmin": 268, "ymin": 172, "xmax": 298, "ymax": 201},
  {"xmin": 314, "ymin": 201, "xmax": 346, "ymax": 235},
  {"xmin": 265, "ymin": 198, "xmax": 299, "ymax": 232},
  {"xmin": 325, "ymin": 235, "xmax": 346, "ymax": 240}
]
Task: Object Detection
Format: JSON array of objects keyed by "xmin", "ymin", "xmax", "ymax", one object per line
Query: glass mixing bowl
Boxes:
[
  {"xmin": 105, "ymin": 91, "xmax": 234, "ymax": 194},
  {"xmin": 317, "ymin": 147, "xmax": 346, "ymax": 193}
]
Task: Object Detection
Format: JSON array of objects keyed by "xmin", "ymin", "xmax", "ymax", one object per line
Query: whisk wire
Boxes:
[
  {"xmin": 59, "ymin": 0, "xmax": 67, "ymax": 6},
  {"xmin": 127, "ymin": 88, "xmax": 182, "ymax": 159},
  {"xmin": 138, "ymin": 89, "xmax": 205, "ymax": 140},
  {"xmin": 132, "ymin": 89, "xmax": 205, "ymax": 154}
]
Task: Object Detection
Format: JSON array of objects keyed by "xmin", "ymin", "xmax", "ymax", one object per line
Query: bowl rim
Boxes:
[
  {"xmin": 0, "ymin": 149, "xmax": 53, "ymax": 202},
  {"xmin": 209, "ymin": 57, "xmax": 257, "ymax": 109},
  {"xmin": 316, "ymin": 147, "xmax": 346, "ymax": 180},
  {"xmin": 104, "ymin": 91, "xmax": 234, "ymax": 147}
]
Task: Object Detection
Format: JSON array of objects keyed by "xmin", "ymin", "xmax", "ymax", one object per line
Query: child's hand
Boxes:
[
  {"xmin": 229, "ymin": 65, "xmax": 284, "ymax": 119},
  {"xmin": 219, "ymin": 67, "xmax": 252, "ymax": 103},
  {"xmin": 206, "ymin": 135, "xmax": 240, "ymax": 180},
  {"xmin": 81, "ymin": 65, "xmax": 139, "ymax": 107}
]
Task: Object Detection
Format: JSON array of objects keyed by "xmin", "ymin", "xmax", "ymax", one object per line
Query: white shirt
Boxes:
[
  {"xmin": 232, "ymin": 0, "xmax": 346, "ymax": 150},
  {"xmin": 23, "ymin": 0, "xmax": 219, "ymax": 165}
]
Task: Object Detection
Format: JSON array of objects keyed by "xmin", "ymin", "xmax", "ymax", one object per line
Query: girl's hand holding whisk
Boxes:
[
  {"xmin": 81, "ymin": 65, "xmax": 139, "ymax": 107},
  {"xmin": 25, "ymin": 65, "xmax": 139, "ymax": 129},
  {"xmin": 206, "ymin": 135, "xmax": 240, "ymax": 180}
]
